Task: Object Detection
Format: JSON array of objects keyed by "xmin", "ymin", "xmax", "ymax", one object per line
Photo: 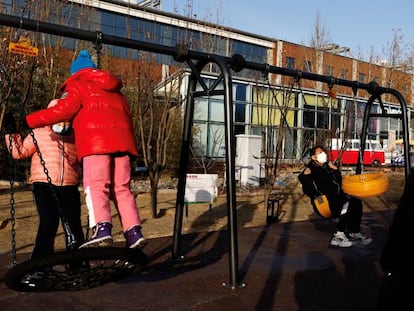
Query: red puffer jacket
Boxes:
[
  {"xmin": 5, "ymin": 127, "xmax": 80, "ymax": 186},
  {"xmin": 26, "ymin": 69, "xmax": 138, "ymax": 160}
]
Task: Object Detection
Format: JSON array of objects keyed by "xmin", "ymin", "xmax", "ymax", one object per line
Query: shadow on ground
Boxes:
[{"xmin": 0, "ymin": 208, "xmax": 393, "ymax": 311}]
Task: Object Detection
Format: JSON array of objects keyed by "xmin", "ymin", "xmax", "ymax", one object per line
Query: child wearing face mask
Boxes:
[
  {"xmin": 3, "ymin": 99, "xmax": 84, "ymax": 259},
  {"xmin": 298, "ymin": 145, "xmax": 372, "ymax": 248}
]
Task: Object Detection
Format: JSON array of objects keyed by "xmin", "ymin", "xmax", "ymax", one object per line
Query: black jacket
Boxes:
[{"xmin": 298, "ymin": 160, "xmax": 350, "ymax": 217}]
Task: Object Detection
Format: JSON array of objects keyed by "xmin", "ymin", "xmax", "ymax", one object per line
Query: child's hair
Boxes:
[{"xmin": 310, "ymin": 145, "xmax": 326, "ymax": 156}]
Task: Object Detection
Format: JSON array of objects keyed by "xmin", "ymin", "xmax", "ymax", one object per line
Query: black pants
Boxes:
[
  {"xmin": 336, "ymin": 197, "xmax": 363, "ymax": 233},
  {"xmin": 31, "ymin": 182, "xmax": 85, "ymax": 259}
]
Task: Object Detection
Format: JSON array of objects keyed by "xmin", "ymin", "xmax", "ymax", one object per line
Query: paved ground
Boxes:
[{"xmin": 0, "ymin": 170, "xmax": 405, "ymax": 310}]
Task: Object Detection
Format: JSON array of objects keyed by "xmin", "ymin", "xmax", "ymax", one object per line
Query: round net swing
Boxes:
[
  {"xmin": 1, "ymin": 48, "xmax": 148, "ymax": 292},
  {"xmin": 4, "ymin": 247, "xmax": 148, "ymax": 292}
]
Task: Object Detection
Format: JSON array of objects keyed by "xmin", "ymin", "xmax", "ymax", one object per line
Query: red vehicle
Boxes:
[{"xmin": 329, "ymin": 139, "xmax": 385, "ymax": 166}]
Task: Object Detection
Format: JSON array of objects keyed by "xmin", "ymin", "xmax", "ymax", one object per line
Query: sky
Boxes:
[{"xmin": 160, "ymin": 0, "xmax": 413, "ymax": 60}]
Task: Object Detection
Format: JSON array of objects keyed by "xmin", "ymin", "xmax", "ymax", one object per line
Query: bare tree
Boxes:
[
  {"xmin": 383, "ymin": 28, "xmax": 406, "ymax": 67},
  {"xmin": 124, "ymin": 60, "xmax": 184, "ymax": 218},
  {"xmin": 190, "ymin": 125, "xmax": 224, "ymax": 174},
  {"xmin": 377, "ymin": 28, "xmax": 411, "ymax": 112},
  {"xmin": 309, "ymin": 11, "xmax": 331, "ymax": 49},
  {"xmin": 250, "ymin": 76, "xmax": 295, "ymax": 202},
  {"xmin": 0, "ymin": 26, "xmax": 35, "ymax": 181}
]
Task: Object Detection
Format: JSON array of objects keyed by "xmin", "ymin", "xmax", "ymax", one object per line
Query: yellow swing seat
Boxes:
[
  {"xmin": 313, "ymin": 194, "xmax": 332, "ymax": 218},
  {"xmin": 342, "ymin": 171, "xmax": 389, "ymax": 198}
]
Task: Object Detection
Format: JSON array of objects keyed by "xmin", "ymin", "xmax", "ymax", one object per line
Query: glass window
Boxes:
[
  {"xmin": 208, "ymin": 124, "xmax": 226, "ymax": 157},
  {"xmin": 102, "ymin": 12, "xmax": 115, "ymax": 35},
  {"xmin": 284, "ymin": 129, "xmax": 297, "ymax": 159},
  {"xmin": 192, "ymin": 122, "xmax": 207, "ymax": 157},
  {"xmin": 331, "ymin": 112, "xmax": 341, "ymax": 130},
  {"xmin": 210, "ymin": 100, "xmax": 225, "ymax": 122},
  {"xmin": 235, "ymin": 84, "xmax": 246, "ymax": 101},
  {"xmin": 303, "ymin": 104, "xmax": 315, "ymax": 128},
  {"xmin": 235, "ymin": 103, "xmax": 246, "ymax": 123},
  {"xmin": 286, "ymin": 57, "xmax": 295, "ymax": 69},
  {"xmin": 371, "ymin": 141, "xmax": 382, "ymax": 151},
  {"xmin": 302, "ymin": 129, "xmax": 316, "ymax": 151},
  {"xmin": 317, "ymin": 109, "xmax": 329, "ymax": 129},
  {"xmin": 235, "ymin": 84, "xmax": 247, "ymax": 123},
  {"xmin": 251, "ymin": 126, "xmax": 263, "ymax": 136},
  {"xmin": 231, "ymin": 40, "xmax": 267, "ymax": 63},
  {"xmin": 194, "ymin": 98, "xmax": 209, "ymax": 121}
]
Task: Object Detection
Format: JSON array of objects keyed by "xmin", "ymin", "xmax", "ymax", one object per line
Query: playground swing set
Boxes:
[{"xmin": 0, "ymin": 13, "xmax": 411, "ymax": 292}]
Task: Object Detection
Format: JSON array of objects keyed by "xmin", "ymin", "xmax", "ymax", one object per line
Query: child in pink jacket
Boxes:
[{"xmin": 4, "ymin": 99, "xmax": 84, "ymax": 259}]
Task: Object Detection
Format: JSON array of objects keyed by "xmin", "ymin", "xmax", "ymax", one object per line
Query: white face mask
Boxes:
[
  {"xmin": 316, "ymin": 152, "xmax": 327, "ymax": 164},
  {"xmin": 52, "ymin": 121, "xmax": 71, "ymax": 134}
]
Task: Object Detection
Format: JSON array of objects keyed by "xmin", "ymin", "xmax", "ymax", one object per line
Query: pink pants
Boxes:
[{"xmin": 83, "ymin": 154, "xmax": 141, "ymax": 232}]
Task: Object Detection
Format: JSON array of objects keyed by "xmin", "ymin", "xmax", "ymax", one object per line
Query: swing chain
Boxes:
[
  {"xmin": 94, "ymin": 31, "xmax": 103, "ymax": 69},
  {"xmin": 7, "ymin": 133, "xmax": 17, "ymax": 266},
  {"xmin": 350, "ymin": 87, "xmax": 365, "ymax": 174},
  {"xmin": 358, "ymin": 138, "xmax": 365, "ymax": 174}
]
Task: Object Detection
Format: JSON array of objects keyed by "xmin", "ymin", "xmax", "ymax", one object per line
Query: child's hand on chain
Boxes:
[{"xmin": 328, "ymin": 161, "xmax": 338, "ymax": 170}]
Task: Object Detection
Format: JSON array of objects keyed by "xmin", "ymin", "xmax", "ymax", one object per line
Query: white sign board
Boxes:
[{"xmin": 184, "ymin": 174, "xmax": 218, "ymax": 203}]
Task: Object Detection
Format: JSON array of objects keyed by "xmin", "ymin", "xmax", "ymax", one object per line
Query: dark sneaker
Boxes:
[
  {"xmin": 330, "ymin": 231, "xmax": 353, "ymax": 247},
  {"xmin": 124, "ymin": 225, "xmax": 147, "ymax": 249},
  {"xmin": 80, "ymin": 222, "xmax": 113, "ymax": 248},
  {"xmin": 348, "ymin": 232, "xmax": 372, "ymax": 246}
]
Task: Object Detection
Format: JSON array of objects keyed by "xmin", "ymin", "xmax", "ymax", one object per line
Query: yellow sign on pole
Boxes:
[{"xmin": 8, "ymin": 36, "xmax": 38, "ymax": 57}]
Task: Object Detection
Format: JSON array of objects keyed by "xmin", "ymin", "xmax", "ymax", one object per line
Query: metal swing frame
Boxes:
[{"xmin": 0, "ymin": 13, "xmax": 410, "ymax": 290}]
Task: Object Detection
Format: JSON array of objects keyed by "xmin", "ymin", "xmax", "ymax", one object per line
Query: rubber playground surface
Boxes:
[
  {"xmin": 0, "ymin": 208, "xmax": 395, "ymax": 311},
  {"xmin": 0, "ymin": 169, "xmax": 405, "ymax": 310}
]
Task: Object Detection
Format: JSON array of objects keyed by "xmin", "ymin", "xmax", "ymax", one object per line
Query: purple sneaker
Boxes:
[
  {"xmin": 80, "ymin": 222, "xmax": 113, "ymax": 248},
  {"xmin": 124, "ymin": 225, "xmax": 147, "ymax": 249}
]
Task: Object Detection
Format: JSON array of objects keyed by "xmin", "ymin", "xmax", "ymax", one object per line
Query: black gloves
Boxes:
[{"xmin": 3, "ymin": 112, "xmax": 16, "ymax": 134}]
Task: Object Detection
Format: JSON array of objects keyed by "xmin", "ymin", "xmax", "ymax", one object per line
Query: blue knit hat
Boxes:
[{"xmin": 70, "ymin": 50, "xmax": 96, "ymax": 75}]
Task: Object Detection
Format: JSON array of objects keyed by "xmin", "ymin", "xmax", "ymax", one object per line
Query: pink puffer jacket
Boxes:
[{"xmin": 5, "ymin": 126, "xmax": 80, "ymax": 186}]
